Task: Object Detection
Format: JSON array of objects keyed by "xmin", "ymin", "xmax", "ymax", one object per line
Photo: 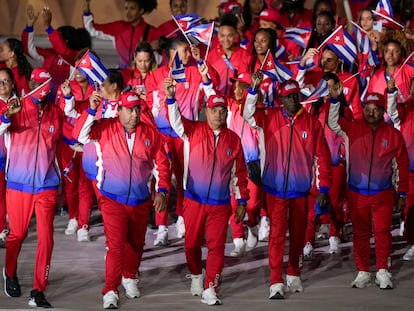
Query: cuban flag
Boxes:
[
  {"xmin": 174, "ymin": 14, "xmax": 201, "ymax": 32},
  {"xmin": 186, "ymin": 23, "xmax": 214, "ymax": 46},
  {"xmin": 76, "ymin": 50, "xmax": 109, "ymax": 89},
  {"xmin": 301, "ymin": 79, "xmax": 329, "ymax": 102},
  {"xmin": 283, "ymin": 27, "xmax": 312, "ymax": 49},
  {"xmin": 275, "ymin": 40, "xmax": 287, "ymax": 60},
  {"xmin": 322, "ymin": 26, "xmax": 357, "ymax": 67},
  {"xmin": 24, "ymin": 78, "xmax": 52, "ymax": 104},
  {"xmin": 171, "ymin": 52, "xmax": 186, "ymax": 83},
  {"xmin": 353, "ymin": 23, "xmax": 379, "ymax": 70},
  {"xmin": 376, "ymin": 0, "xmax": 393, "ymax": 17},
  {"xmin": 262, "ymin": 51, "xmax": 293, "ymax": 83}
]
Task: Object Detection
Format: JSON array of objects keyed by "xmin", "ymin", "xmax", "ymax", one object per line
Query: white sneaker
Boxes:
[
  {"xmin": 186, "ymin": 271, "xmax": 204, "ymax": 296},
  {"xmin": 375, "ymin": 269, "xmax": 393, "ymax": 289},
  {"xmin": 153, "ymin": 227, "xmax": 168, "ymax": 246},
  {"xmin": 269, "ymin": 283, "xmax": 285, "ymax": 299},
  {"xmin": 258, "ymin": 216, "xmax": 270, "ymax": 241},
  {"xmin": 0, "ymin": 229, "xmax": 8, "ymax": 248},
  {"xmin": 286, "ymin": 275, "xmax": 303, "ymax": 293},
  {"xmin": 77, "ymin": 225, "xmax": 90, "ymax": 242},
  {"xmin": 65, "ymin": 218, "xmax": 78, "ymax": 235},
  {"xmin": 176, "ymin": 216, "xmax": 185, "ymax": 239},
  {"xmin": 121, "ymin": 277, "xmax": 140, "ymax": 298},
  {"xmin": 329, "ymin": 236, "xmax": 341, "ymax": 254},
  {"xmin": 351, "ymin": 271, "xmax": 371, "ymax": 288},
  {"xmin": 246, "ymin": 226, "xmax": 258, "ymax": 249},
  {"xmin": 103, "ymin": 290, "xmax": 119, "ymax": 309},
  {"xmin": 201, "ymin": 287, "xmax": 221, "ymax": 305},
  {"xmin": 230, "ymin": 238, "xmax": 246, "ymax": 257},
  {"xmin": 303, "ymin": 242, "xmax": 314, "ymax": 261},
  {"xmin": 403, "ymin": 245, "xmax": 414, "ymax": 261}
]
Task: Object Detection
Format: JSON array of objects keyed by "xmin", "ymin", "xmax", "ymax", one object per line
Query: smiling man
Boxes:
[{"xmin": 74, "ymin": 91, "xmax": 170, "ymax": 309}]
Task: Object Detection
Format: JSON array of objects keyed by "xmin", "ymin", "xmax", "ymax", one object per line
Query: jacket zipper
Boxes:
[
  {"xmin": 32, "ymin": 110, "xmax": 43, "ymax": 192},
  {"xmin": 206, "ymin": 132, "xmax": 218, "ymax": 203},
  {"xmin": 367, "ymin": 129, "xmax": 376, "ymax": 194},
  {"xmin": 283, "ymin": 120, "xmax": 294, "ymax": 198},
  {"xmin": 125, "ymin": 132, "xmax": 134, "ymax": 205}
]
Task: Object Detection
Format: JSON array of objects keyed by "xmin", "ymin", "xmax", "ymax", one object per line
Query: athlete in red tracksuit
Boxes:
[
  {"xmin": 56, "ymin": 69, "xmax": 95, "ymax": 242},
  {"xmin": 0, "ymin": 76, "xmax": 63, "ymax": 308},
  {"xmin": 74, "ymin": 91, "xmax": 170, "ymax": 309},
  {"xmin": 328, "ymin": 90, "xmax": 409, "ymax": 290},
  {"xmin": 202, "ymin": 70, "xmax": 262, "ymax": 257},
  {"xmin": 386, "ymin": 78, "xmax": 414, "ymax": 261},
  {"xmin": 206, "ymin": 13, "xmax": 252, "ymax": 96},
  {"xmin": 146, "ymin": 40, "xmax": 219, "ymax": 240},
  {"xmin": 244, "ymin": 77, "xmax": 332, "ymax": 299},
  {"xmin": 22, "ymin": 6, "xmax": 89, "ymax": 90},
  {"xmin": 165, "ymin": 80, "xmax": 249, "ymax": 306},
  {"xmin": 0, "ymin": 67, "xmax": 17, "ymax": 247},
  {"xmin": 82, "ymin": 0, "xmax": 160, "ymax": 69}
]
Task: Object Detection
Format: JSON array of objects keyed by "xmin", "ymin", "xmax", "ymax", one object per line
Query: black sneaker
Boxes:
[
  {"xmin": 28, "ymin": 289, "xmax": 52, "ymax": 308},
  {"xmin": 3, "ymin": 268, "xmax": 21, "ymax": 297}
]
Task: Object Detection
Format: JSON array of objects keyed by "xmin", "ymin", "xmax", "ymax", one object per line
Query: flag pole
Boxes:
[
  {"xmin": 394, "ymin": 51, "xmax": 414, "ymax": 78},
  {"xmin": 172, "ymin": 15, "xmax": 192, "ymax": 45},
  {"xmin": 317, "ymin": 25, "xmax": 343, "ymax": 52},
  {"xmin": 371, "ymin": 10, "xmax": 404, "ymax": 29},
  {"xmin": 204, "ymin": 21, "xmax": 215, "ymax": 62},
  {"xmin": 260, "ymin": 49, "xmax": 270, "ymax": 70}
]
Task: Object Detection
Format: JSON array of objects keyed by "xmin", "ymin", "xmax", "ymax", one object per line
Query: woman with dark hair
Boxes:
[
  {"xmin": 366, "ymin": 30, "xmax": 414, "ymax": 104},
  {"xmin": 243, "ymin": 0, "xmax": 266, "ymax": 38},
  {"xmin": 250, "ymin": 27, "xmax": 279, "ymax": 107},
  {"xmin": 83, "ymin": 0, "xmax": 160, "ymax": 69},
  {"xmin": 157, "ymin": 0, "xmax": 188, "ymax": 38},
  {"xmin": 206, "ymin": 13, "xmax": 251, "ymax": 96},
  {"xmin": 0, "ymin": 38, "xmax": 32, "ymax": 96},
  {"xmin": 0, "ymin": 67, "xmax": 17, "ymax": 248},
  {"xmin": 122, "ymin": 41, "xmax": 158, "ymax": 96}
]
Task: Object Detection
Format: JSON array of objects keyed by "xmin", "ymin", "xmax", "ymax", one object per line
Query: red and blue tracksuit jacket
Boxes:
[
  {"xmin": 328, "ymin": 97, "xmax": 409, "ymax": 195},
  {"xmin": 0, "ymin": 98, "xmax": 63, "ymax": 193},
  {"xmin": 73, "ymin": 108, "xmax": 170, "ymax": 206},
  {"xmin": 22, "ymin": 26, "xmax": 78, "ymax": 88},
  {"xmin": 206, "ymin": 45, "xmax": 251, "ymax": 96},
  {"xmin": 56, "ymin": 80, "xmax": 95, "ymax": 149},
  {"xmin": 243, "ymin": 88, "xmax": 332, "ymax": 198},
  {"xmin": 166, "ymin": 98, "xmax": 249, "ymax": 205},
  {"xmin": 146, "ymin": 65, "xmax": 219, "ymax": 138},
  {"xmin": 83, "ymin": 13, "xmax": 160, "ymax": 69}
]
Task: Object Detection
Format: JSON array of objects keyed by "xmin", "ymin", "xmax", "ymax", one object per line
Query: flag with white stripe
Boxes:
[
  {"xmin": 171, "ymin": 52, "xmax": 186, "ymax": 83},
  {"xmin": 76, "ymin": 50, "xmax": 109, "ymax": 88},
  {"xmin": 376, "ymin": 0, "xmax": 394, "ymax": 17},
  {"xmin": 186, "ymin": 23, "xmax": 214, "ymax": 45},
  {"xmin": 283, "ymin": 27, "xmax": 312, "ymax": 49},
  {"xmin": 262, "ymin": 52, "xmax": 293, "ymax": 83},
  {"xmin": 324, "ymin": 27, "xmax": 357, "ymax": 67}
]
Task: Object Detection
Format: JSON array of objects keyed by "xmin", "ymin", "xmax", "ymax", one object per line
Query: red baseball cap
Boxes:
[
  {"xmin": 230, "ymin": 72, "xmax": 252, "ymax": 85},
  {"xmin": 207, "ymin": 94, "xmax": 228, "ymax": 109},
  {"xmin": 364, "ymin": 92, "xmax": 385, "ymax": 108},
  {"xmin": 279, "ymin": 80, "xmax": 300, "ymax": 97},
  {"xmin": 30, "ymin": 68, "xmax": 51, "ymax": 84},
  {"xmin": 259, "ymin": 8, "xmax": 281, "ymax": 23},
  {"xmin": 119, "ymin": 92, "xmax": 142, "ymax": 109}
]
